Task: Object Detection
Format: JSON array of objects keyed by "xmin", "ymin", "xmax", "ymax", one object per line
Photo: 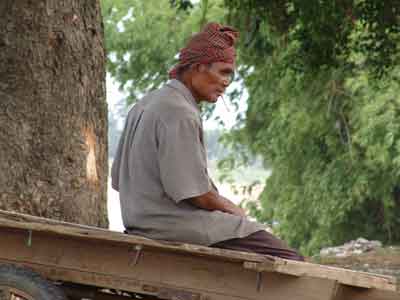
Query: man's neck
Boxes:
[{"xmin": 178, "ymin": 74, "xmax": 201, "ymax": 103}]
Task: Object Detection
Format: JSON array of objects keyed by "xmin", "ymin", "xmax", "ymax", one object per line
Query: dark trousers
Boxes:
[{"xmin": 211, "ymin": 230, "xmax": 304, "ymax": 261}]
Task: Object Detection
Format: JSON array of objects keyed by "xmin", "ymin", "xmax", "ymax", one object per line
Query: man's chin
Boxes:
[
  {"xmin": 200, "ymin": 94, "xmax": 219, "ymax": 103},
  {"xmin": 206, "ymin": 95, "xmax": 219, "ymax": 103}
]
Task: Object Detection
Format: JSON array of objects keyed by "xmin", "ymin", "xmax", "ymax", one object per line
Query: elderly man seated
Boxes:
[{"xmin": 112, "ymin": 22, "xmax": 303, "ymax": 261}]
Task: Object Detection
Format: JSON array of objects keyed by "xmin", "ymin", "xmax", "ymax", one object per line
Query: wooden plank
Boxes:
[
  {"xmin": 331, "ymin": 284, "xmax": 400, "ymax": 300},
  {"xmin": 1, "ymin": 259, "xmax": 221, "ymax": 300},
  {"xmin": 0, "ymin": 210, "xmax": 398, "ymax": 298},
  {"xmin": 0, "ymin": 227, "xmax": 339, "ymax": 300},
  {"xmin": 244, "ymin": 259, "xmax": 398, "ymax": 292},
  {"xmin": 0, "ymin": 209, "xmax": 268, "ymax": 264}
]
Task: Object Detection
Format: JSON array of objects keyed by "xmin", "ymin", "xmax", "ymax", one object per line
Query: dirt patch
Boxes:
[{"xmin": 313, "ymin": 246, "xmax": 400, "ymax": 279}]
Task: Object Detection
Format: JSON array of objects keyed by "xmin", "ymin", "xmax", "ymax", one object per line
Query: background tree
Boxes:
[
  {"xmin": 0, "ymin": 1, "xmax": 108, "ymax": 227},
  {"xmin": 223, "ymin": 0, "xmax": 400, "ymax": 253}
]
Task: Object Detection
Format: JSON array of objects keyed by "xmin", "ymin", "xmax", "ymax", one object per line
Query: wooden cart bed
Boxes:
[{"xmin": 0, "ymin": 210, "xmax": 398, "ymax": 300}]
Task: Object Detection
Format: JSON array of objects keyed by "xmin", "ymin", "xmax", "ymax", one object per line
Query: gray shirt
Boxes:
[{"xmin": 111, "ymin": 79, "xmax": 264, "ymax": 245}]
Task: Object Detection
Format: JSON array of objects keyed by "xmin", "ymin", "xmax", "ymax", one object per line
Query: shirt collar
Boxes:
[{"xmin": 166, "ymin": 79, "xmax": 200, "ymax": 112}]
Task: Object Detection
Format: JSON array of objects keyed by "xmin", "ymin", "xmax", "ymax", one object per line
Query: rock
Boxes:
[
  {"xmin": 320, "ymin": 238, "xmax": 383, "ymax": 257},
  {"xmin": 356, "ymin": 237, "xmax": 369, "ymax": 244}
]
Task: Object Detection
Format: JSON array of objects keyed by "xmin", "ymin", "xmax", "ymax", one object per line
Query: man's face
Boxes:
[{"xmin": 192, "ymin": 62, "xmax": 235, "ymax": 103}]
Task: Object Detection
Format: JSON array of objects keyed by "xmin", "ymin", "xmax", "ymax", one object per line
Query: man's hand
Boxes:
[
  {"xmin": 226, "ymin": 203, "xmax": 247, "ymax": 217},
  {"xmin": 188, "ymin": 191, "xmax": 247, "ymax": 217}
]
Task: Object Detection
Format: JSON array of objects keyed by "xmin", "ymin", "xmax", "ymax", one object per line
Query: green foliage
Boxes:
[
  {"xmin": 223, "ymin": 0, "xmax": 400, "ymax": 254},
  {"xmin": 225, "ymin": 0, "xmax": 400, "ymax": 75},
  {"xmin": 170, "ymin": 0, "xmax": 194, "ymax": 11}
]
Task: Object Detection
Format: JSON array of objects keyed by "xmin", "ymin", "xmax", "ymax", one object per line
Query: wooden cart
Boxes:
[{"xmin": 0, "ymin": 209, "xmax": 398, "ymax": 300}]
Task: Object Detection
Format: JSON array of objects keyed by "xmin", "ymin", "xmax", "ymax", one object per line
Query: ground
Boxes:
[{"xmin": 314, "ymin": 246, "xmax": 400, "ymax": 279}]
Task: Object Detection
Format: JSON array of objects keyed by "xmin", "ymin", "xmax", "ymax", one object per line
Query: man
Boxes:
[{"xmin": 112, "ymin": 23, "xmax": 303, "ymax": 261}]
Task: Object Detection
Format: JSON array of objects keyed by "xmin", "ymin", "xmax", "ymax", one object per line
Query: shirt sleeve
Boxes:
[{"xmin": 157, "ymin": 117, "xmax": 211, "ymax": 203}]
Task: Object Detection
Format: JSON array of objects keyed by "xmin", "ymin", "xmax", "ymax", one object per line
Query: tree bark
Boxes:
[{"xmin": 0, "ymin": 0, "xmax": 108, "ymax": 227}]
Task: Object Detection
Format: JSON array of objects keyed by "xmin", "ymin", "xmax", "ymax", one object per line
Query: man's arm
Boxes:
[{"xmin": 188, "ymin": 190, "xmax": 246, "ymax": 217}]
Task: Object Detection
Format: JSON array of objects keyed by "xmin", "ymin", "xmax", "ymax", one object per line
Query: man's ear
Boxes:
[{"xmin": 196, "ymin": 63, "xmax": 208, "ymax": 73}]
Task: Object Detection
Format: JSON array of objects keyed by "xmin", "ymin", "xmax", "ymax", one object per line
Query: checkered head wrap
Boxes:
[{"xmin": 169, "ymin": 22, "xmax": 239, "ymax": 79}]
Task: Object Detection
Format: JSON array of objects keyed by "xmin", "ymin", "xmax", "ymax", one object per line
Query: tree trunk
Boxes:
[{"xmin": 0, "ymin": 0, "xmax": 108, "ymax": 228}]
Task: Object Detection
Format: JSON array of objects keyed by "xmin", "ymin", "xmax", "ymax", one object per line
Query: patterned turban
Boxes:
[{"xmin": 169, "ymin": 22, "xmax": 239, "ymax": 79}]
